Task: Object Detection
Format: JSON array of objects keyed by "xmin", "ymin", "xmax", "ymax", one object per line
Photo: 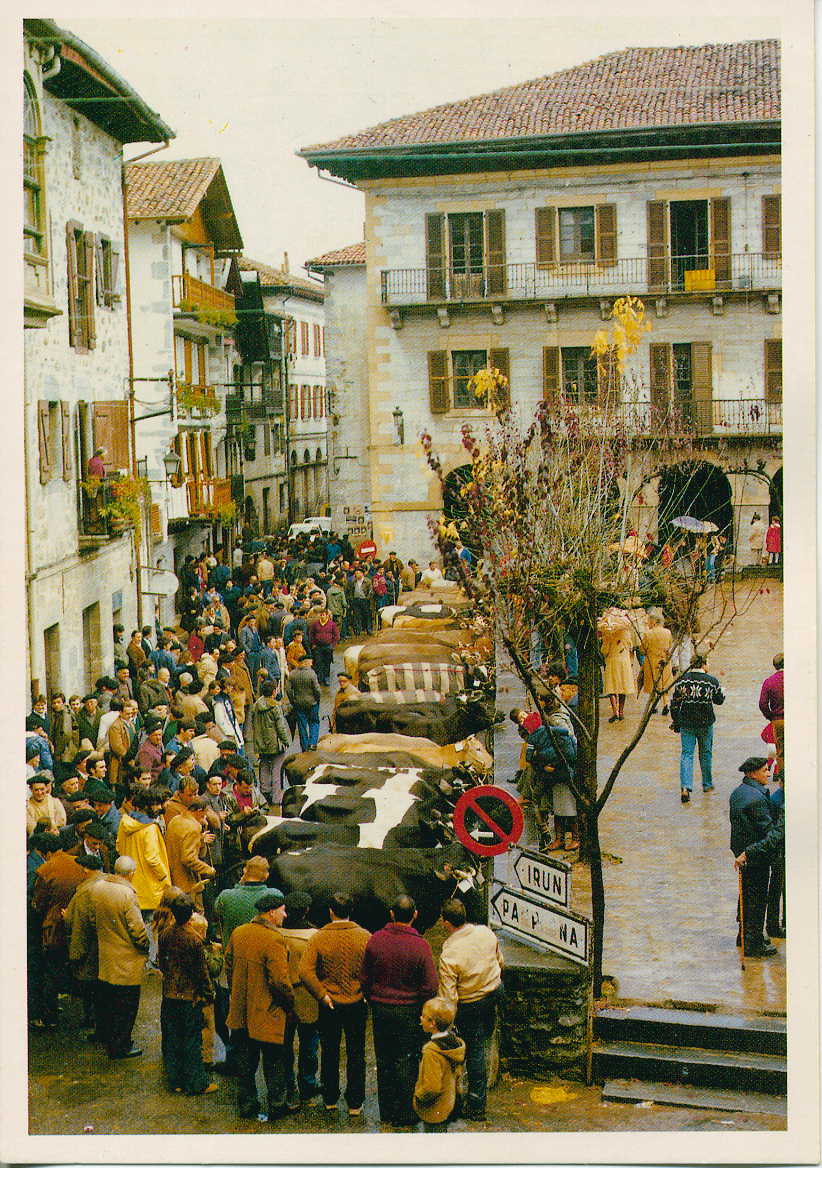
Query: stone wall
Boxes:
[{"xmin": 498, "ymin": 935, "xmax": 592, "ymax": 1082}]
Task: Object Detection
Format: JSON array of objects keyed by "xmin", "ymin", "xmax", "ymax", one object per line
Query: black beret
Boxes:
[
  {"xmin": 86, "ymin": 784, "xmax": 114, "ymax": 804},
  {"xmin": 739, "ymin": 757, "xmax": 769, "ymax": 774},
  {"xmin": 85, "ymin": 822, "xmax": 108, "ymax": 840},
  {"xmin": 254, "ymin": 890, "xmax": 285, "ymax": 912},
  {"xmin": 28, "ymin": 773, "xmax": 52, "ymax": 786},
  {"xmin": 72, "ymin": 808, "xmax": 97, "ymax": 825},
  {"xmin": 76, "ymin": 853, "xmax": 103, "ymax": 870}
]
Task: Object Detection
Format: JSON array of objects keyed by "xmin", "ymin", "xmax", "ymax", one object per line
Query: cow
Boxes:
[
  {"xmin": 315, "ymin": 731, "xmax": 493, "ymax": 775},
  {"xmin": 264, "ymin": 842, "xmax": 484, "ymax": 933},
  {"xmin": 282, "ymin": 749, "xmax": 436, "ymax": 786},
  {"xmin": 334, "ymin": 691, "xmax": 497, "ymax": 745}
]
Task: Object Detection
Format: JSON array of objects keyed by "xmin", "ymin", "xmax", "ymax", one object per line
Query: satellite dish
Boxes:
[{"xmin": 142, "ymin": 568, "xmax": 179, "ymax": 596}]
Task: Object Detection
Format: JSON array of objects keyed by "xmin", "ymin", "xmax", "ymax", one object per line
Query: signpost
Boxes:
[
  {"xmin": 356, "ymin": 539, "xmax": 377, "ymax": 561},
  {"xmin": 490, "ymin": 884, "xmax": 590, "ymax": 966},
  {"xmin": 510, "ymin": 844, "xmax": 572, "ymax": 909},
  {"xmin": 453, "ymin": 785, "xmax": 524, "ymax": 858}
]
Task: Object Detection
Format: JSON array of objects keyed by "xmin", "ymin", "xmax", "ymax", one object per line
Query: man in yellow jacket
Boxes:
[
  {"xmin": 116, "ymin": 788, "xmax": 171, "ymax": 942},
  {"xmin": 164, "ymin": 797, "xmax": 216, "ymax": 910}
]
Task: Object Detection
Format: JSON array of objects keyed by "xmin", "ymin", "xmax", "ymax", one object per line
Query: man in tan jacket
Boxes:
[
  {"xmin": 279, "ymin": 891, "xmax": 320, "ymax": 1108},
  {"xmin": 164, "ymin": 797, "xmax": 216, "ymax": 909},
  {"xmin": 226, "ymin": 890, "xmax": 295, "ymax": 1122},
  {"xmin": 89, "ymin": 855, "xmax": 149, "ymax": 1059},
  {"xmin": 107, "ymin": 699, "xmax": 138, "ymax": 788}
]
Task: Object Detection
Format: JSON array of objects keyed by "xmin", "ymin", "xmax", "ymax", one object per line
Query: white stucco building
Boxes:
[
  {"xmin": 23, "ymin": 20, "xmax": 173, "ymax": 701},
  {"xmin": 301, "ymin": 41, "xmax": 782, "ymax": 565}
]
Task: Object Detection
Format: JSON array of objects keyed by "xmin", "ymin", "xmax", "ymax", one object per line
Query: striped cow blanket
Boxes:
[{"xmin": 365, "ymin": 661, "xmax": 466, "ymax": 695}]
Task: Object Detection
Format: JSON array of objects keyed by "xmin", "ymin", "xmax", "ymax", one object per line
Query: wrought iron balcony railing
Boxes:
[{"xmin": 545, "ymin": 398, "xmax": 782, "ymax": 437}]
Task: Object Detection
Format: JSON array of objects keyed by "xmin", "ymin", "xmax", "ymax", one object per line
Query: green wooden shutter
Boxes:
[
  {"xmin": 595, "ymin": 204, "xmax": 617, "ymax": 267},
  {"xmin": 488, "ymin": 348, "xmax": 510, "ymax": 409},
  {"xmin": 762, "ymin": 196, "xmax": 781, "ymax": 260},
  {"xmin": 61, "ymin": 401, "xmax": 73, "ymax": 481},
  {"xmin": 485, "ymin": 210, "xmax": 506, "ymax": 295},
  {"xmin": 647, "ymin": 201, "xmax": 669, "ymax": 290},
  {"xmin": 765, "ymin": 339, "xmax": 782, "ymax": 403},
  {"xmin": 542, "ymin": 346, "xmax": 560, "ymax": 407},
  {"xmin": 691, "ymin": 342, "xmax": 713, "ymax": 433},
  {"xmin": 710, "ymin": 198, "xmax": 731, "ymax": 288},
  {"xmin": 425, "ymin": 214, "xmax": 446, "ymax": 299},
  {"xmin": 649, "ymin": 343, "xmax": 672, "ymax": 419},
  {"xmin": 535, "ymin": 208, "xmax": 556, "ymax": 269},
  {"xmin": 428, "ymin": 351, "xmax": 449, "ymax": 413},
  {"xmin": 65, "ymin": 223, "xmax": 79, "ymax": 348}
]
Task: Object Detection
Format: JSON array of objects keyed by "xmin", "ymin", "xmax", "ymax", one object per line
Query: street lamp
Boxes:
[
  {"xmin": 163, "ymin": 449, "xmax": 182, "ymax": 482},
  {"xmin": 392, "ymin": 405, "xmax": 404, "ymax": 446}
]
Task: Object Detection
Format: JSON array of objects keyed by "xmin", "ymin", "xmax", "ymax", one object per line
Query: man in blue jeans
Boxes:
[
  {"xmin": 437, "ymin": 898, "xmax": 504, "ymax": 1122},
  {"xmin": 285, "ymin": 656, "xmax": 322, "ymax": 751},
  {"xmin": 669, "ymin": 652, "xmax": 726, "ymax": 803}
]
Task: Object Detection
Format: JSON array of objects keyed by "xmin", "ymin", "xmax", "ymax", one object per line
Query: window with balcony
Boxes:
[
  {"xmin": 647, "ymin": 198, "xmax": 731, "ymax": 290},
  {"xmin": 536, "ymin": 204, "xmax": 617, "ymax": 269},
  {"xmin": 542, "ymin": 346, "xmax": 617, "ymax": 407},
  {"xmin": 559, "ymin": 208, "xmax": 596, "ymax": 261},
  {"xmin": 425, "ymin": 210, "xmax": 506, "ymax": 299}
]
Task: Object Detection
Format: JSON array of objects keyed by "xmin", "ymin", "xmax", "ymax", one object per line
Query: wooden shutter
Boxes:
[
  {"xmin": 65, "ymin": 223, "xmax": 80, "ymax": 348},
  {"xmin": 428, "ymin": 350, "xmax": 449, "ymax": 413},
  {"xmin": 647, "ymin": 201, "xmax": 669, "ymax": 290},
  {"xmin": 92, "ymin": 401, "xmax": 130, "ymax": 472},
  {"xmin": 61, "ymin": 401, "xmax": 72, "ymax": 481},
  {"xmin": 95, "ymin": 235, "xmax": 106, "ymax": 305},
  {"xmin": 201, "ymin": 431, "xmax": 213, "ymax": 477},
  {"xmin": 37, "ymin": 401, "xmax": 52, "ymax": 483},
  {"xmin": 596, "ymin": 346, "xmax": 619, "ymax": 405},
  {"xmin": 691, "ymin": 342, "xmax": 713, "ymax": 432},
  {"xmin": 710, "ymin": 198, "xmax": 731, "ymax": 288},
  {"xmin": 535, "ymin": 208, "xmax": 557, "ymax": 269},
  {"xmin": 762, "ymin": 196, "xmax": 781, "ymax": 260},
  {"xmin": 485, "ymin": 210, "xmax": 506, "ymax": 295},
  {"xmin": 425, "ymin": 213, "xmax": 446, "ymax": 299},
  {"xmin": 150, "ymin": 502, "xmax": 162, "ymax": 538},
  {"xmin": 765, "ymin": 339, "xmax": 782, "ymax": 403},
  {"xmin": 110, "ymin": 243, "xmax": 123, "ymax": 302},
  {"xmin": 595, "ymin": 204, "xmax": 617, "ymax": 267},
  {"xmin": 83, "ymin": 231, "xmax": 97, "ymax": 348},
  {"xmin": 542, "ymin": 346, "xmax": 560, "ymax": 407},
  {"xmin": 649, "ymin": 343, "xmax": 672, "ymax": 417},
  {"xmin": 488, "ymin": 348, "xmax": 510, "ymax": 409}
]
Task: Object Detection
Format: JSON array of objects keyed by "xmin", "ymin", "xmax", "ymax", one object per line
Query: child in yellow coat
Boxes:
[{"xmin": 413, "ymin": 998, "xmax": 466, "ymax": 1132}]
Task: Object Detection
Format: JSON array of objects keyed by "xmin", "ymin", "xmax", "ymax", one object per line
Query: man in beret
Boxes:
[
  {"xmin": 729, "ymin": 757, "xmax": 779, "ymax": 958},
  {"xmin": 136, "ymin": 719, "xmax": 165, "ymax": 784},
  {"xmin": 76, "ymin": 694, "xmax": 103, "ymax": 749},
  {"xmin": 86, "ymin": 782, "xmax": 121, "ymax": 849},
  {"xmin": 68, "ymin": 819, "xmax": 114, "ymax": 873},
  {"xmin": 226, "ymin": 890, "xmax": 295, "ymax": 1121},
  {"xmin": 54, "ymin": 772, "xmax": 90, "ymax": 824},
  {"xmin": 27, "ymin": 775, "xmax": 66, "ymax": 836},
  {"xmin": 64, "ymin": 852, "xmax": 105, "ymax": 1036}
]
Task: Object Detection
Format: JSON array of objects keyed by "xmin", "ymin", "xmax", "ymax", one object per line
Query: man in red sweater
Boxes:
[
  {"xmin": 308, "ymin": 608, "xmax": 339, "ymax": 687},
  {"xmin": 758, "ymin": 652, "xmax": 784, "ymax": 774},
  {"xmin": 361, "ymin": 894, "xmax": 438, "ymax": 1127}
]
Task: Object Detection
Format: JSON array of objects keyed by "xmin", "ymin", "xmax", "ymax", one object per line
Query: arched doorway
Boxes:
[
  {"xmin": 657, "ymin": 461, "xmax": 734, "ymax": 548},
  {"xmin": 769, "ymin": 467, "xmax": 783, "ymax": 521}
]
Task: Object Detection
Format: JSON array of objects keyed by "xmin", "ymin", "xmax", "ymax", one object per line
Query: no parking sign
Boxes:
[{"xmin": 453, "ymin": 785, "xmax": 524, "ymax": 857}]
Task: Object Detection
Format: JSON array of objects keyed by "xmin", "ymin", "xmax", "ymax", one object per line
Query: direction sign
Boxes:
[
  {"xmin": 453, "ymin": 785, "xmax": 524, "ymax": 858},
  {"xmin": 490, "ymin": 884, "xmax": 590, "ymax": 965},
  {"xmin": 511, "ymin": 845, "xmax": 572, "ymax": 909}
]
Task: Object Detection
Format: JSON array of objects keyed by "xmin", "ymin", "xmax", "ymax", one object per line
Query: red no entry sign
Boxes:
[
  {"xmin": 453, "ymin": 785, "xmax": 524, "ymax": 857},
  {"xmin": 356, "ymin": 539, "xmax": 377, "ymax": 560}
]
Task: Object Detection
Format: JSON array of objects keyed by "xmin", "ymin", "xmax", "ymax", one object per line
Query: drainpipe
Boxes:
[{"xmin": 121, "ymin": 139, "xmax": 171, "ymax": 627}]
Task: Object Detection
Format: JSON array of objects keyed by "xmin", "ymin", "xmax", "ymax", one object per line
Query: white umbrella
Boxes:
[{"xmin": 671, "ymin": 515, "xmax": 719, "ymax": 534}]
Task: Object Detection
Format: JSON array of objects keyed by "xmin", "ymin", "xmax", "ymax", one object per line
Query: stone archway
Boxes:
[{"xmin": 657, "ymin": 461, "xmax": 734, "ymax": 549}]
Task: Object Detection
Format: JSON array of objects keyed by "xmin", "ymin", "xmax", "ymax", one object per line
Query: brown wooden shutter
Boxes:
[
  {"xmin": 649, "ymin": 343, "xmax": 672, "ymax": 418},
  {"xmin": 425, "ymin": 214, "xmax": 446, "ymax": 299},
  {"xmin": 762, "ymin": 196, "xmax": 781, "ymax": 260},
  {"xmin": 710, "ymin": 198, "xmax": 731, "ymax": 288},
  {"xmin": 596, "ymin": 346, "xmax": 619, "ymax": 405},
  {"xmin": 92, "ymin": 401, "xmax": 130, "ymax": 472},
  {"xmin": 60, "ymin": 401, "xmax": 72, "ymax": 481},
  {"xmin": 65, "ymin": 223, "xmax": 80, "ymax": 348},
  {"xmin": 542, "ymin": 346, "xmax": 560, "ymax": 407},
  {"xmin": 37, "ymin": 401, "xmax": 52, "ymax": 483},
  {"xmin": 488, "ymin": 348, "xmax": 510, "ymax": 409},
  {"xmin": 94, "ymin": 235, "xmax": 106, "ymax": 306},
  {"xmin": 765, "ymin": 339, "xmax": 782, "ymax": 403},
  {"xmin": 428, "ymin": 350, "xmax": 449, "ymax": 413},
  {"xmin": 485, "ymin": 210, "xmax": 506, "ymax": 295},
  {"xmin": 595, "ymin": 204, "xmax": 617, "ymax": 267},
  {"xmin": 83, "ymin": 231, "xmax": 97, "ymax": 348},
  {"xmin": 691, "ymin": 342, "xmax": 713, "ymax": 432},
  {"xmin": 647, "ymin": 201, "xmax": 669, "ymax": 290},
  {"xmin": 535, "ymin": 208, "xmax": 557, "ymax": 269},
  {"xmin": 150, "ymin": 502, "xmax": 162, "ymax": 538}
]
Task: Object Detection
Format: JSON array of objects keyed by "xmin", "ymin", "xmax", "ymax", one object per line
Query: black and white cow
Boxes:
[{"xmin": 333, "ymin": 692, "xmax": 498, "ymax": 745}]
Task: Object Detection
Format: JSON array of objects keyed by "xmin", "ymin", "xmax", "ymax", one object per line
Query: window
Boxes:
[
  {"xmin": 561, "ymin": 347, "xmax": 599, "ymax": 403},
  {"xmin": 452, "ymin": 350, "xmax": 487, "ymax": 409},
  {"xmin": 66, "ymin": 223, "xmax": 96, "ymax": 350},
  {"xmin": 263, "ymin": 423, "xmax": 271, "ymax": 456},
  {"xmin": 95, "ymin": 236, "xmax": 120, "ymax": 308},
  {"xmin": 649, "ymin": 342, "xmax": 713, "ymax": 429},
  {"xmin": 289, "ymin": 384, "xmax": 298, "ymax": 419},
  {"xmin": 765, "ymin": 340, "xmax": 782, "ymax": 403},
  {"xmin": 24, "ymin": 79, "xmax": 44, "ymax": 258},
  {"xmin": 279, "ymin": 483, "xmax": 287, "ymax": 514},
  {"xmin": 300, "ymin": 321, "xmax": 309, "ymax": 355},
  {"xmin": 313, "ymin": 324, "xmax": 321, "ymax": 356},
  {"xmin": 300, "ymin": 385, "xmax": 309, "ymax": 419},
  {"xmin": 673, "ymin": 343, "xmax": 693, "ymax": 400},
  {"xmin": 425, "ymin": 210, "xmax": 505, "ymax": 298},
  {"xmin": 762, "ymin": 196, "xmax": 781, "ymax": 260},
  {"xmin": 558, "ymin": 208, "xmax": 596, "ymax": 261}
]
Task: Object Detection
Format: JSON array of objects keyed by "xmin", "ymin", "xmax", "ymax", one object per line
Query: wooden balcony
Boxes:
[
  {"xmin": 186, "ymin": 476, "xmax": 233, "ymax": 518},
  {"xmin": 380, "ymin": 253, "xmax": 782, "ymax": 308},
  {"xmin": 172, "ymin": 272, "xmax": 236, "ymax": 315},
  {"xmin": 175, "ymin": 382, "xmax": 220, "ymax": 419}
]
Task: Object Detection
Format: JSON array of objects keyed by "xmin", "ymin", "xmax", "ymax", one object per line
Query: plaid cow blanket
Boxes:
[{"xmin": 365, "ymin": 662, "xmax": 466, "ymax": 694}]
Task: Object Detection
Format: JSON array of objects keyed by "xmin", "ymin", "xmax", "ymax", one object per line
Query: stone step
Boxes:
[
  {"xmin": 592, "ymin": 1040, "xmax": 787, "ymax": 1094},
  {"xmin": 602, "ymin": 1077, "xmax": 787, "ymax": 1117},
  {"xmin": 594, "ymin": 1005, "xmax": 786, "ymax": 1056}
]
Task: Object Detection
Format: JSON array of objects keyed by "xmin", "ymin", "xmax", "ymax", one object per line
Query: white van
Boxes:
[{"xmin": 287, "ymin": 516, "xmax": 332, "ymax": 539}]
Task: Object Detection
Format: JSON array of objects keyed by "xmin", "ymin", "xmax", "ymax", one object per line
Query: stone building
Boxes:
[
  {"xmin": 23, "ymin": 20, "xmax": 173, "ymax": 700},
  {"xmin": 125, "ymin": 157, "xmax": 244, "ymax": 623},
  {"xmin": 300, "ymin": 40, "xmax": 782, "ymax": 564}
]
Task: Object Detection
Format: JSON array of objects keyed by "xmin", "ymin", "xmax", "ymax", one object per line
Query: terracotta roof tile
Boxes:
[
  {"xmin": 302, "ymin": 40, "xmax": 780, "ymax": 154},
  {"xmin": 306, "ymin": 242, "xmax": 366, "ymax": 267},
  {"xmin": 125, "ymin": 158, "xmax": 222, "ymax": 219},
  {"xmin": 238, "ymin": 255, "xmax": 325, "ymax": 297}
]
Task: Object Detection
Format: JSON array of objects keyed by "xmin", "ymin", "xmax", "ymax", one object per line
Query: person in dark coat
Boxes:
[
  {"xmin": 158, "ymin": 894, "xmax": 217, "ymax": 1096},
  {"xmin": 729, "ymin": 757, "xmax": 779, "ymax": 957}
]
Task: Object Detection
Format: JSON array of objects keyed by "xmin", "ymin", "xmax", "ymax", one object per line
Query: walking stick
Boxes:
[{"xmin": 737, "ymin": 867, "xmax": 746, "ymax": 972}]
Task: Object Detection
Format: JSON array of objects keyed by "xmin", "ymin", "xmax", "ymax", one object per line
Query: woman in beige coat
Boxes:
[
  {"xmin": 640, "ymin": 612, "xmax": 674, "ymax": 713},
  {"xmin": 597, "ymin": 608, "xmax": 636, "ymax": 723}
]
